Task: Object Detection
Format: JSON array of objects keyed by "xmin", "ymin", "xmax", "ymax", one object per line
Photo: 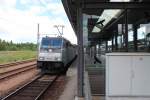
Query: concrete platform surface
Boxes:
[{"xmin": 58, "ymin": 67, "xmax": 77, "ymax": 100}]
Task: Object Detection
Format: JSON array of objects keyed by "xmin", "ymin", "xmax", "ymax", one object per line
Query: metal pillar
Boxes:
[
  {"xmin": 115, "ymin": 32, "xmax": 118, "ymax": 51},
  {"xmin": 122, "ymin": 24, "xmax": 124, "ymax": 50},
  {"xmin": 77, "ymin": 2, "xmax": 84, "ymax": 97},
  {"xmin": 124, "ymin": 9, "xmax": 128, "ymax": 52},
  {"xmin": 98, "ymin": 44, "xmax": 101, "ymax": 54},
  {"xmin": 106, "ymin": 41, "xmax": 108, "ymax": 52},
  {"xmin": 90, "ymin": 48, "xmax": 92, "ymax": 57},
  {"xmin": 94, "ymin": 45, "xmax": 96, "ymax": 56},
  {"xmin": 112, "ymin": 36, "xmax": 114, "ymax": 52},
  {"xmin": 133, "ymin": 25, "xmax": 138, "ymax": 52}
]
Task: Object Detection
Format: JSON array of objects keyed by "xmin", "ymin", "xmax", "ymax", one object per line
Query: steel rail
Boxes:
[
  {"xmin": 35, "ymin": 75, "xmax": 59, "ymax": 100},
  {"xmin": 0, "ymin": 65, "xmax": 36, "ymax": 81},
  {"xmin": 0, "ymin": 63, "xmax": 36, "ymax": 75},
  {"xmin": 1, "ymin": 75, "xmax": 43, "ymax": 100},
  {"xmin": 0, "ymin": 59, "xmax": 36, "ymax": 68},
  {"xmin": 1, "ymin": 75, "xmax": 59, "ymax": 100}
]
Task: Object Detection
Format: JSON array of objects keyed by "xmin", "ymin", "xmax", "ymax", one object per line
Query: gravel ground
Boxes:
[
  {"xmin": 0, "ymin": 68, "xmax": 39, "ymax": 97},
  {"xmin": 0, "ymin": 61, "xmax": 36, "ymax": 73},
  {"xmin": 41, "ymin": 58, "xmax": 77, "ymax": 100},
  {"xmin": 0, "ymin": 59, "xmax": 77, "ymax": 100},
  {"xmin": 41, "ymin": 67, "xmax": 77, "ymax": 100}
]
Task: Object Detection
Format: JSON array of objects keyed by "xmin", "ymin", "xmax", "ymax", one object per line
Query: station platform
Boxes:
[
  {"xmin": 58, "ymin": 60, "xmax": 77, "ymax": 100},
  {"xmin": 87, "ymin": 67, "xmax": 105, "ymax": 95},
  {"xmin": 85, "ymin": 54, "xmax": 105, "ymax": 100},
  {"xmin": 58, "ymin": 54, "xmax": 105, "ymax": 100}
]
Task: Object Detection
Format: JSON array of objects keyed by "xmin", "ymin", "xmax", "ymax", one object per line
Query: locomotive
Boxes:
[{"xmin": 37, "ymin": 36, "xmax": 77, "ymax": 74}]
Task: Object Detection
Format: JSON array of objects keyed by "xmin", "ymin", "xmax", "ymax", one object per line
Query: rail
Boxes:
[
  {"xmin": 1, "ymin": 75, "xmax": 59, "ymax": 100},
  {"xmin": 0, "ymin": 59, "xmax": 36, "ymax": 68},
  {"xmin": 0, "ymin": 64, "xmax": 36, "ymax": 81}
]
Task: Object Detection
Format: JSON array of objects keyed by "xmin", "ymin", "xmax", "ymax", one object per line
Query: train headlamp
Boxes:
[
  {"xmin": 57, "ymin": 58, "xmax": 61, "ymax": 61},
  {"xmin": 39, "ymin": 57, "xmax": 44, "ymax": 60},
  {"xmin": 48, "ymin": 49, "xmax": 52, "ymax": 52}
]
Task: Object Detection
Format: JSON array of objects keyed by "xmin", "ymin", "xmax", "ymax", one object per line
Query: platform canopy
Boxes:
[
  {"xmin": 62, "ymin": 0, "xmax": 150, "ymax": 43},
  {"xmin": 62, "ymin": 0, "xmax": 150, "ymax": 97}
]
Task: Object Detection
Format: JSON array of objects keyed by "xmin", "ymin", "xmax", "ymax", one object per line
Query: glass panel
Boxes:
[
  {"xmin": 137, "ymin": 25, "xmax": 146, "ymax": 51},
  {"xmin": 41, "ymin": 38, "xmax": 62, "ymax": 48},
  {"xmin": 128, "ymin": 31, "xmax": 134, "ymax": 51},
  {"xmin": 112, "ymin": 9, "xmax": 150, "ymax": 52},
  {"xmin": 52, "ymin": 39, "xmax": 62, "ymax": 46},
  {"xmin": 108, "ymin": 40, "xmax": 112, "ymax": 52},
  {"xmin": 138, "ymin": 26, "xmax": 145, "ymax": 40},
  {"xmin": 117, "ymin": 35, "xmax": 123, "ymax": 49}
]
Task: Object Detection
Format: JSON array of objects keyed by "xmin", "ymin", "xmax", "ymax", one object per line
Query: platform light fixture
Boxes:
[
  {"xmin": 92, "ymin": 0, "xmax": 131, "ymax": 33},
  {"xmin": 92, "ymin": 9, "xmax": 121, "ymax": 33}
]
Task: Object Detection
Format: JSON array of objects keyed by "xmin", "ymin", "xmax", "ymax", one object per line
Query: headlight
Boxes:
[
  {"xmin": 48, "ymin": 49, "xmax": 52, "ymax": 52},
  {"xmin": 57, "ymin": 58, "xmax": 61, "ymax": 61},
  {"xmin": 39, "ymin": 57, "xmax": 44, "ymax": 60}
]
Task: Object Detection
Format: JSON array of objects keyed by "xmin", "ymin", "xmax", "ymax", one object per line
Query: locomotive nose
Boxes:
[{"xmin": 38, "ymin": 52, "xmax": 62, "ymax": 62}]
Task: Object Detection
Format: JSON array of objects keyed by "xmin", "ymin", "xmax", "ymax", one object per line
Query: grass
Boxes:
[{"xmin": 0, "ymin": 51, "xmax": 37, "ymax": 64}]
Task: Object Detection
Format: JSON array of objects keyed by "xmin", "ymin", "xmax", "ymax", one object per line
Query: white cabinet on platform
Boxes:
[
  {"xmin": 132, "ymin": 56, "xmax": 150, "ymax": 96},
  {"xmin": 106, "ymin": 53, "xmax": 150, "ymax": 97}
]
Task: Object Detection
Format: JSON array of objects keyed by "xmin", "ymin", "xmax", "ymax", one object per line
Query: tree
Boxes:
[{"xmin": 0, "ymin": 38, "xmax": 37, "ymax": 51}]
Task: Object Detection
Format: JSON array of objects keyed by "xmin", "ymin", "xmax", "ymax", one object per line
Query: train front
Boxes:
[{"xmin": 37, "ymin": 37, "xmax": 64, "ymax": 73}]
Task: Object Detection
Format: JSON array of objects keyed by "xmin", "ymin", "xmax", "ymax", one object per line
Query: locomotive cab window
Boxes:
[
  {"xmin": 41, "ymin": 38, "xmax": 62, "ymax": 48},
  {"xmin": 40, "ymin": 37, "xmax": 63, "ymax": 53}
]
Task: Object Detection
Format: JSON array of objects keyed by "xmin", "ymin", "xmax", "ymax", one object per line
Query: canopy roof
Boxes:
[{"xmin": 62, "ymin": 0, "xmax": 150, "ymax": 42}]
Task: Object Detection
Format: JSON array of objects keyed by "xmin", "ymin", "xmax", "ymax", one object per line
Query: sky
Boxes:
[{"xmin": 0, "ymin": 0, "xmax": 77, "ymax": 44}]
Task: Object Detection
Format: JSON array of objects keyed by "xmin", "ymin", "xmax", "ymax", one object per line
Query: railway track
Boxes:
[
  {"xmin": 0, "ymin": 64, "xmax": 36, "ymax": 81},
  {"xmin": 1, "ymin": 75, "xmax": 59, "ymax": 100},
  {"xmin": 0, "ymin": 59, "xmax": 36, "ymax": 68},
  {"xmin": 0, "ymin": 59, "xmax": 37, "ymax": 81}
]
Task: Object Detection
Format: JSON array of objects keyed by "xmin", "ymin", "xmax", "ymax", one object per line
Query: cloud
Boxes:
[
  {"xmin": 0, "ymin": 0, "xmax": 16, "ymax": 7},
  {"xmin": 0, "ymin": 0, "xmax": 77, "ymax": 44}
]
